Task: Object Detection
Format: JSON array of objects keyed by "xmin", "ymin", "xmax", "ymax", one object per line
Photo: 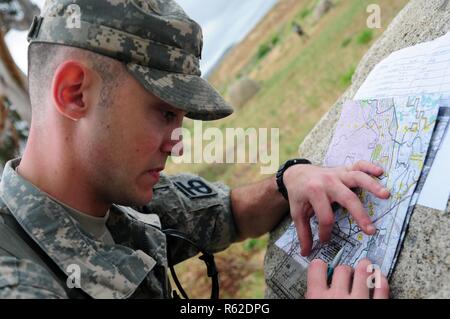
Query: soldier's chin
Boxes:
[
  {"xmin": 115, "ymin": 189, "xmax": 154, "ymax": 207},
  {"xmin": 135, "ymin": 188, "xmax": 154, "ymax": 206}
]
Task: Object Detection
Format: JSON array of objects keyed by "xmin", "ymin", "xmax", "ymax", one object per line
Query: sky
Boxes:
[{"xmin": 5, "ymin": 0, "xmax": 278, "ymax": 76}]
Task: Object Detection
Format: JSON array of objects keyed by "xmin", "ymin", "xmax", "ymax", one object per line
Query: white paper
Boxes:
[
  {"xmin": 354, "ymin": 32, "xmax": 450, "ymax": 99},
  {"xmin": 418, "ymin": 127, "xmax": 450, "ymax": 211}
]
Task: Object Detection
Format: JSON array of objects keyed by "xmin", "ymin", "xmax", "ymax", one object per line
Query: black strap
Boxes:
[
  {"xmin": 0, "ymin": 212, "xmax": 91, "ymax": 299},
  {"xmin": 163, "ymin": 228, "xmax": 219, "ymax": 299}
]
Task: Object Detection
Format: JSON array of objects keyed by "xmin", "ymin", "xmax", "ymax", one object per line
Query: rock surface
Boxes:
[
  {"xmin": 312, "ymin": 0, "xmax": 333, "ymax": 24},
  {"xmin": 227, "ymin": 76, "xmax": 260, "ymax": 109}
]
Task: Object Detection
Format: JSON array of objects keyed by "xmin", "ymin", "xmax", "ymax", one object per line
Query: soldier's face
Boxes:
[{"xmin": 82, "ymin": 72, "xmax": 185, "ymax": 206}]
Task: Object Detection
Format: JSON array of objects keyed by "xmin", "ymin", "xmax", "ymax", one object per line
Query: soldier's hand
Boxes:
[
  {"xmin": 283, "ymin": 160, "xmax": 390, "ymax": 256},
  {"xmin": 306, "ymin": 259, "xmax": 389, "ymax": 299}
]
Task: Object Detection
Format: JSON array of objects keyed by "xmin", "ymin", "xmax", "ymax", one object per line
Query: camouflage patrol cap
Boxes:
[{"xmin": 27, "ymin": 0, "xmax": 233, "ymax": 121}]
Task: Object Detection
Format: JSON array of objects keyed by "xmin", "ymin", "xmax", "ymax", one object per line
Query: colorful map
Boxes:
[{"xmin": 276, "ymin": 95, "xmax": 440, "ymax": 276}]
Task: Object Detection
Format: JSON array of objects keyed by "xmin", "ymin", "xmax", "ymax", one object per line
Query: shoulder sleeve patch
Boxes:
[{"xmin": 174, "ymin": 179, "xmax": 218, "ymax": 199}]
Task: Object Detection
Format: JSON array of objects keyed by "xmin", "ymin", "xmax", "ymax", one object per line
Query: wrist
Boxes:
[
  {"xmin": 283, "ymin": 163, "xmax": 309, "ymax": 186},
  {"xmin": 276, "ymin": 158, "xmax": 311, "ymax": 201}
]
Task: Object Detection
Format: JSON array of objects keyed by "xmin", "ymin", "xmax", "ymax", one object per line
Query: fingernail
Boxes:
[
  {"xmin": 380, "ymin": 188, "xmax": 390, "ymax": 196},
  {"xmin": 367, "ymin": 225, "xmax": 376, "ymax": 233}
]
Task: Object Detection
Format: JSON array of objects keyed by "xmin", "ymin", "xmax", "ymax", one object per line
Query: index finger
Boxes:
[
  {"xmin": 341, "ymin": 171, "xmax": 390, "ymax": 200},
  {"xmin": 348, "ymin": 161, "xmax": 384, "ymax": 177},
  {"xmin": 351, "ymin": 259, "xmax": 373, "ymax": 298},
  {"xmin": 332, "ymin": 186, "xmax": 376, "ymax": 235},
  {"xmin": 307, "ymin": 259, "xmax": 328, "ymax": 293}
]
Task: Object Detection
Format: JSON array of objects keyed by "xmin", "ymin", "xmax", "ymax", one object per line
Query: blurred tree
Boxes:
[
  {"xmin": 0, "ymin": 0, "xmax": 38, "ymax": 172},
  {"xmin": 0, "ymin": 0, "xmax": 39, "ymax": 33}
]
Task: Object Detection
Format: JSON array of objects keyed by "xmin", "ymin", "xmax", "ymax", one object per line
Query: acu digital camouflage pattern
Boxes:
[
  {"xmin": 28, "ymin": 0, "xmax": 233, "ymax": 121},
  {"xmin": 0, "ymin": 158, "xmax": 238, "ymax": 299}
]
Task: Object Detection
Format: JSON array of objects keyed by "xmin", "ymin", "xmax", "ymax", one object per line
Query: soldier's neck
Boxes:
[{"xmin": 18, "ymin": 145, "xmax": 110, "ymax": 218}]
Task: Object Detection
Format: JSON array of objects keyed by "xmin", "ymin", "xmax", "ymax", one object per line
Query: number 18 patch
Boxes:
[{"xmin": 174, "ymin": 179, "xmax": 218, "ymax": 199}]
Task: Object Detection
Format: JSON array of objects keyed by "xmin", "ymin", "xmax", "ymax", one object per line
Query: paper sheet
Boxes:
[{"xmin": 417, "ymin": 123, "xmax": 450, "ymax": 211}]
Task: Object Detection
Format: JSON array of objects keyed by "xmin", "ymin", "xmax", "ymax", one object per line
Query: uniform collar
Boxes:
[{"xmin": 0, "ymin": 158, "xmax": 157, "ymax": 299}]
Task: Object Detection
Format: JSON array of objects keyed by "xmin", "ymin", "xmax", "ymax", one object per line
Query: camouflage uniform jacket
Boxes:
[{"xmin": 0, "ymin": 158, "xmax": 238, "ymax": 299}]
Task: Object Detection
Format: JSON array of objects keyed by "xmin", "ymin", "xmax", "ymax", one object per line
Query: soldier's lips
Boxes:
[{"xmin": 147, "ymin": 168, "xmax": 162, "ymax": 182}]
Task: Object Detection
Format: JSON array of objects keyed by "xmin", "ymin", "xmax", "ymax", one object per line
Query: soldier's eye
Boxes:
[{"xmin": 162, "ymin": 110, "xmax": 176, "ymax": 123}]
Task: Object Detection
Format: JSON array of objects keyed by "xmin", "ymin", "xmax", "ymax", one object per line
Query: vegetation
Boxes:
[{"xmin": 356, "ymin": 29, "xmax": 374, "ymax": 45}]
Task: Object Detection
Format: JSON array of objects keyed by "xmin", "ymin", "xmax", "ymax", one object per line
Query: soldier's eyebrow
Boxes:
[
  {"xmin": 158, "ymin": 102, "xmax": 176, "ymax": 110},
  {"xmin": 155, "ymin": 101, "xmax": 186, "ymax": 116}
]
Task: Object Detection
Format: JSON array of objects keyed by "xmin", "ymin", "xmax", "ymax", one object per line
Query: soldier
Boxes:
[
  {"xmin": 292, "ymin": 21, "xmax": 308, "ymax": 39},
  {"xmin": 0, "ymin": 0, "xmax": 389, "ymax": 299}
]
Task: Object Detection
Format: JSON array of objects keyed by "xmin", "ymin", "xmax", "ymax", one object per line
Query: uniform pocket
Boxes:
[{"xmin": 0, "ymin": 256, "xmax": 67, "ymax": 299}]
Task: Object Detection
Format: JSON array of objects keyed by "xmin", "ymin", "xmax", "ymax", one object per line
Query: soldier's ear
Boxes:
[{"xmin": 51, "ymin": 60, "xmax": 92, "ymax": 121}]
